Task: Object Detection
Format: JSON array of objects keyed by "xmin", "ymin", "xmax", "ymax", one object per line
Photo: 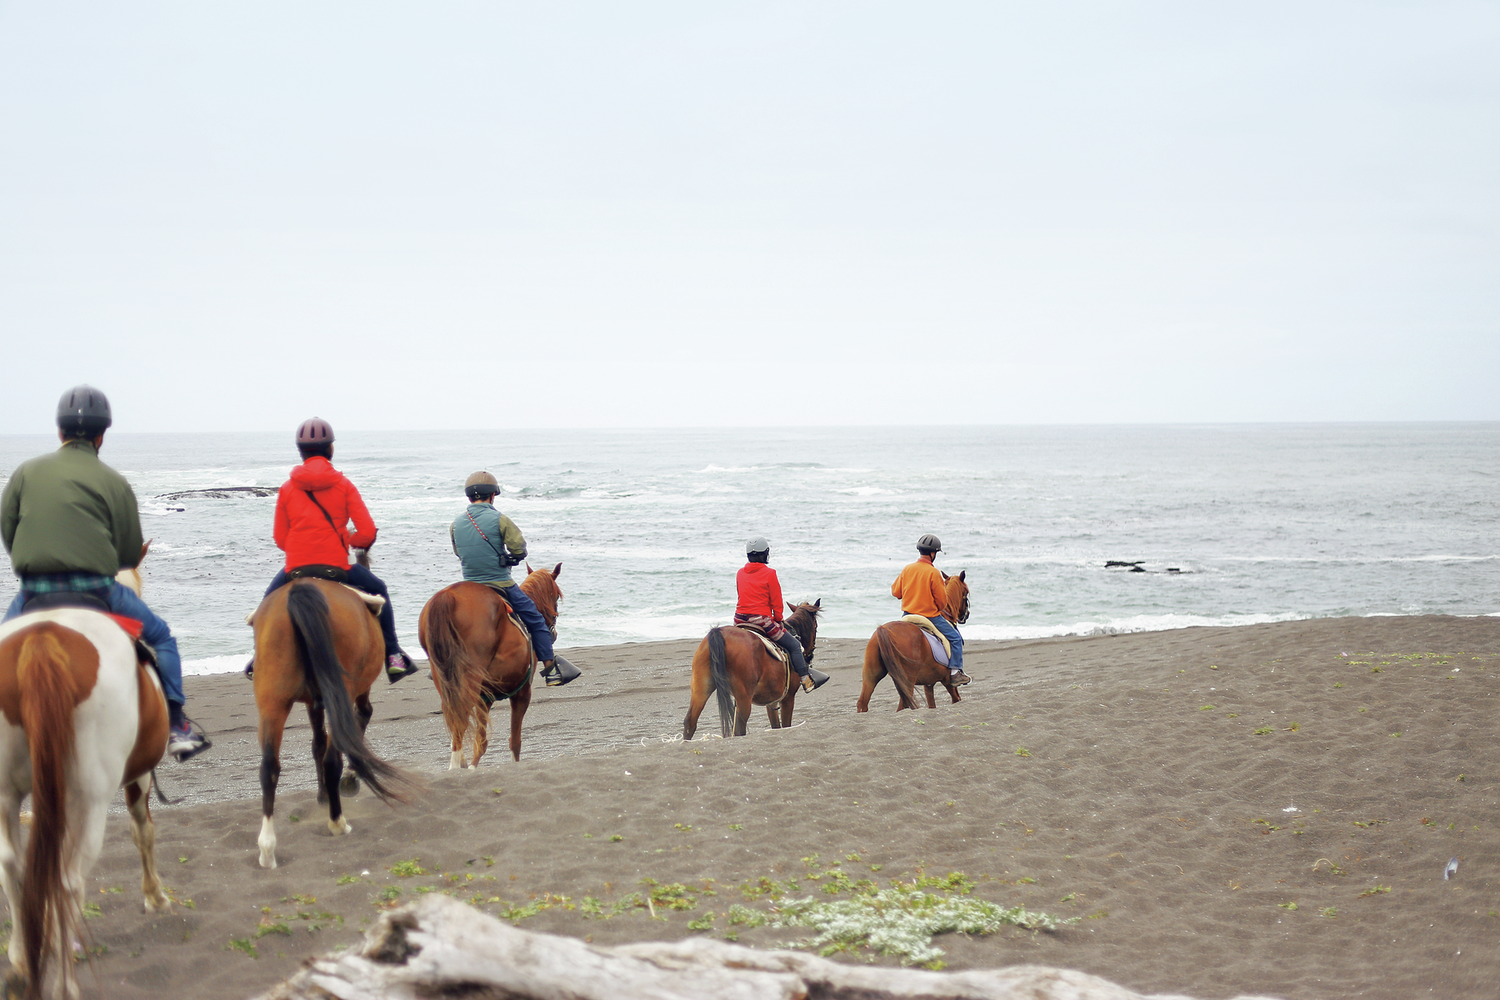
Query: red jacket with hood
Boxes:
[{"xmin": 273, "ymin": 457, "xmax": 377, "ymax": 571}]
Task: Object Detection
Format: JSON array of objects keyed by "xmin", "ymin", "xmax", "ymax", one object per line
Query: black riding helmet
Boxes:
[{"xmin": 56, "ymin": 385, "xmax": 112, "ymax": 438}]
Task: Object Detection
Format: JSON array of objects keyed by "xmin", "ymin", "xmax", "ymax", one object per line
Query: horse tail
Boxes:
[
  {"xmin": 875, "ymin": 626, "xmax": 921, "ymax": 710},
  {"xmin": 708, "ymin": 627, "xmax": 734, "ymax": 738},
  {"xmin": 16, "ymin": 628, "xmax": 81, "ymax": 996},
  {"xmin": 285, "ymin": 583, "xmax": 409, "ymax": 803},
  {"xmin": 425, "ymin": 588, "xmax": 486, "ymax": 737}
]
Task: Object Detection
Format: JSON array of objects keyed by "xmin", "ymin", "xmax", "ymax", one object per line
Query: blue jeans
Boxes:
[
  {"xmin": 4, "ymin": 584, "xmax": 185, "ymax": 706},
  {"xmin": 266, "ymin": 566, "xmax": 401, "ymax": 657},
  {"xmin": 497, "ymin": 584, "xmax": 555, "ymax": 662},
  {"xmin": 927, "ymin": 615, "xmax": 964, "ymax": 672}
]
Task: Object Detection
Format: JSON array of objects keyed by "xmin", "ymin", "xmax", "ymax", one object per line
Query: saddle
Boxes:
[
  {"xmin": 899, "ymin": 614, "xmax": 952, "ymax": 664},
  {"xmin": 732, "ymin": 623, "xmax": 791, "ymax": 666},
  {"xmin": 243, "ymin": 578, "xmax": 385, "ymax": 625}
]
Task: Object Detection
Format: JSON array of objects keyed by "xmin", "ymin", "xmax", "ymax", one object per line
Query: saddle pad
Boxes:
[
  {"xmin": 734, "ymin": 624, "xmax": 790, "ymax": 665},
  {"xmin": 899, "ymin": 614, "xmax": 952, "ymax": 659},
  {"xmin": 243, "ymin": 583, "xmax": 386, "ymax": 625}
]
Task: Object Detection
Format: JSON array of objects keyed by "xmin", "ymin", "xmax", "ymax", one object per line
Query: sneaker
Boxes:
[
  {"xmin": 168, "ymin": 722, "xmax": 212, "ymax": 762},
  {"xmin": 949, "ymin": 669, "xmax": 972, "ymax": 686},
  {"xmin": 386, "ymin": 652, "xmax": 419, "ymax": 684}
]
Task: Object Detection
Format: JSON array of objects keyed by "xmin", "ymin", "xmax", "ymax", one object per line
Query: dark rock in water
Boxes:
[
  {"xmin": 1167, "ymin": 567, "xmax": 1181, "ymax": 574},
  {"xmin": 1105, "ymin": 560, "xmax": 1145, "ymax": 569},
  {"xmin": 156, "ymin": 486, "xmax": 278, "ymax": 501},
  {"xmin": 1129, "ymin": 565, "xmax": 1146, "ymax": 572}
]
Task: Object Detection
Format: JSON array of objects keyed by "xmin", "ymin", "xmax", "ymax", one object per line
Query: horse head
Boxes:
[
  {"xmin": 521, "ymin": 562, "xmax": 565, "ymax": 638},
  {"xmin": 115, "ymin": 538, "xmax": 152, "ymax": 597},
  {"xmin": 944, "ymin": 570, "xmax": 970, "ymax": 624},
  {"xmin": 784, "ymin": 598, "xmax": 823, "ymax": 663}
]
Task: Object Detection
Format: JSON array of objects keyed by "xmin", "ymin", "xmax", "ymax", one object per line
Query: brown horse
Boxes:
[
  {"xmin": 857, "ymin": 571, "xmax": 970, "ymax": 712},
  {"xmin": 0, "ymin": 607, "xmax": 170, "ymax": 1000},
  {"xmin": 250, "ymin": 577, "xmax": 410, "ymax": 869},
  {"xmin": 683, "ymin": 600, "xmax": 822, "ymax": 740},
  {"xmin": 418, "ymin": 563, "xmax": 564, "ymax": 769}
]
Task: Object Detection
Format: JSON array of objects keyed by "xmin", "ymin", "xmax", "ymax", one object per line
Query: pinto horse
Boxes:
[
  {"xmin": 418, "ymin": 563, "xmax": 564, "ymax": 769},
  {"xmin": 0, "ymin": 588, "xmax": 171, "ymax": 998},
  {"xmin": 250, "ymin": 577, "xmax": 409, "ymax": 868},
  {"xmin": 857, "ymin": 571, "xmax": 970, "ymax": 712},
  {"xmin": 683, "ymin": 600, "xmax": 822, "ymax": 740}
]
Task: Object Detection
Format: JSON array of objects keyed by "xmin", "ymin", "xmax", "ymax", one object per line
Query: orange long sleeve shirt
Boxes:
[{"xmin": 891, "ymin": 557, "xmax": 950, "ymax": 619}]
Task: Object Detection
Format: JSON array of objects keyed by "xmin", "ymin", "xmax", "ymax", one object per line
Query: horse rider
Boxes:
[
  {"xmin": 891, "ymin": 533, "xmax": 970, "ymax": 686},
  {"xmin": 247, "ymin": 418, "xmax": 418, "ymax": 683},
  {"xmin": 1, "ymin": 386, "xmax": 212, "ymax": 760},
  {"xmin": 736, "ymin": 537, "xmax": 829, "ymax": 692},
  {"xmin": 451, "ymin": 471, "xmax": 581, "ymax": 686}
]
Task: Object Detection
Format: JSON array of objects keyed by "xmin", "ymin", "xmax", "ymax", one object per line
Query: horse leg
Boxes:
[
  {"xmin": 507, "ymin": 684, "xmax": 531, "ymax": 762},
  {"xmin": 683, "ymin": 645, "xmax": 712, "ymax": 740},
  {"xmin": 765, "ymin": 704, "xmax": 781, "ymax": 729},
  {"xmin": 924, "ymin": 684, "xmax": 937, "ymax": 709},
  {"xmin": 257, "ymin": 705, "xmax": 291, "ymax": 869},
  {"xmin": 342, "ymin": 694, "xmax": 373, "ymax": 797},
  {"xmin": 732, "ymin": 679, "xmax": 753, "ymax": 738},
  {"xmin": 124, "ymin": 777, "xmax": 170, "ymax": 912},
  {"xmin": 473, "ymin": 704, "xmax": 490, "ymax": 767},
  {"xmin": 0, "ymin": 789, "xmax": 25, "ymax": 976},
  {"xmin": 857, "ymin": 640, "xmax": 885, "ymax": 713},
  {"xmin": 309, "ymin": 702, "xmax": 351, "ymax": 838},
  {"xmin": 946, "ymin": 680, "xmax": 962, "ymax": 704}
]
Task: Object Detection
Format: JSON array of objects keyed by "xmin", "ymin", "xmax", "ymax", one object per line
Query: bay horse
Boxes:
[
  {"xmin": 857, "ymin": 571, "xmax": 970, "ymax": 712},
  {"xmin": 683, "ymin": 600, "xmax": 822, "ymax": 740},
  {"xmin": 0, "ymin": 563, "xmax": 171, "ymax": 999},
  {"xmin": 419, "ymin": 563, "xmax": 564, "ymax": 769},
  {"xmin": 250, "ymin": 577, "xmax": 410, "ymax": 869}
]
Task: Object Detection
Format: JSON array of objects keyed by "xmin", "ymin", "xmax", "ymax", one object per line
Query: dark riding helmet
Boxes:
[
  {"xmin": 465, "ymin": 470, "xmax": 501, "ymax": 502},
  {"xmin": 56, "ymin": 385, "xmax": 112, "ymax": 437},
  {"xmin": 296, "ymin": 417, "xmax": 335, "ymax": 446},
  {"xmin": 917, "ymin": 533, "xmax": 942, "ymax": 555}
]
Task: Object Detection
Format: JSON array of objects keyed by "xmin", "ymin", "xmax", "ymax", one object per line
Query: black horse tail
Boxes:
[
  {"xmin": 708, "ymin": 627, "xmax": 735, "ymax": 737},
  {"xmin": 286, "ymin": 582, "xmax": 409, "ymax": 803},
  {"xmin": 875, "ymin": 625, "xmax": 920, "ymax": 710},
  {"xmin": 424, "ymin": 587, "xmax": 485, "ymax": 737}
]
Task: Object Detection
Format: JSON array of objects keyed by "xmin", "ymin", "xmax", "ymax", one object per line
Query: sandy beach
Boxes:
[{"xmin": 22, "ymin": 615, "xmax": 1500, "ymax": 999}]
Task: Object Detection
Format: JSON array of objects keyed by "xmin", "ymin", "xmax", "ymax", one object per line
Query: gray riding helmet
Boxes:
[
  {"xmin": 56, "ymin": 385, "xmax": 112, "ymax": 437},
  {"xmin": 746, "ymin": 536, "xmax": 770, "ymax": 555},
  {"xmin": 917, "ymin": 533, "xmax": 942, "ymax": 553}
]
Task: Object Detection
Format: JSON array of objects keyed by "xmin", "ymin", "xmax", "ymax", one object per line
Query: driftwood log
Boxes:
[{"xmin": 252, "ymin": 894, "xmax": 1284, "ymax": 1000}]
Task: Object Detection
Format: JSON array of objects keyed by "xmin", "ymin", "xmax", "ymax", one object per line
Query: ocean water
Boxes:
[{"xmin": 1, "ymin": 424, "xmax": 1496, "ymax": 676}]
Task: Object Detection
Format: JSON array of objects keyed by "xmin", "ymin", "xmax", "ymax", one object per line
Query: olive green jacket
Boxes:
[{"xmin": 1, "ymin": 439, "xmax": 144, "ymax": 577}]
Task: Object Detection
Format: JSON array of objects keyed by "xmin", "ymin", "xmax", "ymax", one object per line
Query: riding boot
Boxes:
[
  {"xmin": 243, "ymin": 657, "xmax": 254, "ymax": 679},
  {"xmin": 801, "ymin": 667, "xmax": 830, "ymax": 692},
  {"xmin": 543, "ymin": 654, "xmax": 581, "ymax": 687}
]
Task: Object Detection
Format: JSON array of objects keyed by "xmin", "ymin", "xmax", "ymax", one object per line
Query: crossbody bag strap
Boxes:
[
  {"xmin": 304, "ymin": 490, "xmax": 348, "ymax": 552},
  {"xmin": 466, "ymin": 509, "xmax": 509, "ymax": 561}
]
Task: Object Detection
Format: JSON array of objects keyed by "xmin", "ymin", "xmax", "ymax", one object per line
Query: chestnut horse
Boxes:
[
  {"xmin": 250, "ymin": 577, "xmax": 410, "ymax": 868},
  {"xmin": 857, "ymin": 571, "xmax": 970, "ymax": 712},
  {"xmin": 0, "ymin": 561, "xmax": 170, "ymax": 999},
  {"xmin": 683, "ymin": 600, "xmax": 822, "ymax": 740},
  {"xmin": 418, "ymin": 563, "xmax": 564, "ymax": 769}
]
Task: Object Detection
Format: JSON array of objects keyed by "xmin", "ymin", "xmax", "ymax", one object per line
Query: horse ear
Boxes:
[
  {"xmin": 814, "ymin": 598, "xmax": 821, "ymax": 608},
  {"xmin": 958, "ymin": 570, "xmax": 966, "ymax": 582},
  {"xmin": 787, "ymin": 601, "xmax": 796, "ymax": 613},
  {"xmin": 140, "ymin": 539, "xmax": 152, "ymax": 563},
  {"xmin": 941, "ymin": 571, "xmax": 950, "ymax": 581},
  {"xmin": 525, "ymin": 562, "xmax": 532, "ymax": 575},
  {"xmin": 553, "ymin": 562, "xmax": 562, "ymax": 579}
]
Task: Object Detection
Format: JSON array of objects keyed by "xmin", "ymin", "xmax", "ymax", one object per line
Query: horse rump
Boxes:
[
  {"xmin": 423, "ymin": 586, "xmax": 489, "ymax": 739},
  {"xmin": 874, "ymin": 625, "xmax": 921, "ymax": 711},
  {"xmin": 285, "ymin": 582, "xmax": 411, "ymax": 803}
]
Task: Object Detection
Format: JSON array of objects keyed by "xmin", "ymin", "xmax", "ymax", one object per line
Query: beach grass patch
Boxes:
[
  {"xmin": 1253, "ymin": 726, "xmax": 1273, "ymax": 735},
  {"xmin": 1358, "ymin": 885, "xmax": 1392, "ymax": 897},
  {"xmin": 390, "ymin": 859, "xmax": 427, "ymax": 877},
  {"xmin": 227, "ymin": 938, "xmax": 257, "ymax": 958}
]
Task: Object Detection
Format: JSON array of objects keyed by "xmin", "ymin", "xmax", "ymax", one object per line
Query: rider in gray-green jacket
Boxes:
[{"xmin": 450, "ymin": 471, "xmax": 580, "ymax": 686}]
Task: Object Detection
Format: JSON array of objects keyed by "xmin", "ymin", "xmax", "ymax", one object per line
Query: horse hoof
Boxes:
[
  {"xmin": 259, "ymin": 851, "xmax": 278, "ymax": 869},
  {"xmin": 328, "ymin": 817, "xmax": 352, "ymax": 836},
  {"xmin": 339, "ymin": 773, "xmax": 360, "ymax": 797}
]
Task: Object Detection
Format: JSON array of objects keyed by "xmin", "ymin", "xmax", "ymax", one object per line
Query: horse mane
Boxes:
[{"xmin": 783, "ymin": 601, "xmax": 822, "ymax": 648}]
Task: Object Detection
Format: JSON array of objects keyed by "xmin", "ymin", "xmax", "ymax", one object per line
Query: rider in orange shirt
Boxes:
[
  {"xmin": 735, "ymin": 537, "xmax": 828, "ymax": 692},
  {"xmin": 891, "ymin": 533, "xmax": 969, "ymax": 685}
]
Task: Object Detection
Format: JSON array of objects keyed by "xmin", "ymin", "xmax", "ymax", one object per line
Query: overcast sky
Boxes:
[{"xmin": 0, "ymin": 2, "xmax": 1495, "ymax": 433}]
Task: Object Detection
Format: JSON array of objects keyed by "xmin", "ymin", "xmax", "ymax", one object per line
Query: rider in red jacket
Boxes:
[
  {"xmin": 246, "ymin": 418, "xmax": 417, "ymax": 683},
  {"xmin": 734, "ymin": 537, "xmax": 828, "ymax": 692}
]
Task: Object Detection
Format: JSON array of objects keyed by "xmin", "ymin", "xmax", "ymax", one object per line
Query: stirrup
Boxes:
[
  {"xmin": 801, "ymin": 667, "xmax": 830, "ymax": 692},
  {"xmin": 386, "ymin": 652, "xmax": 419, "ymax": 684},
  {"xmin": 544, "ymin": 655, "xmax": 581, "ymax": 687}
]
